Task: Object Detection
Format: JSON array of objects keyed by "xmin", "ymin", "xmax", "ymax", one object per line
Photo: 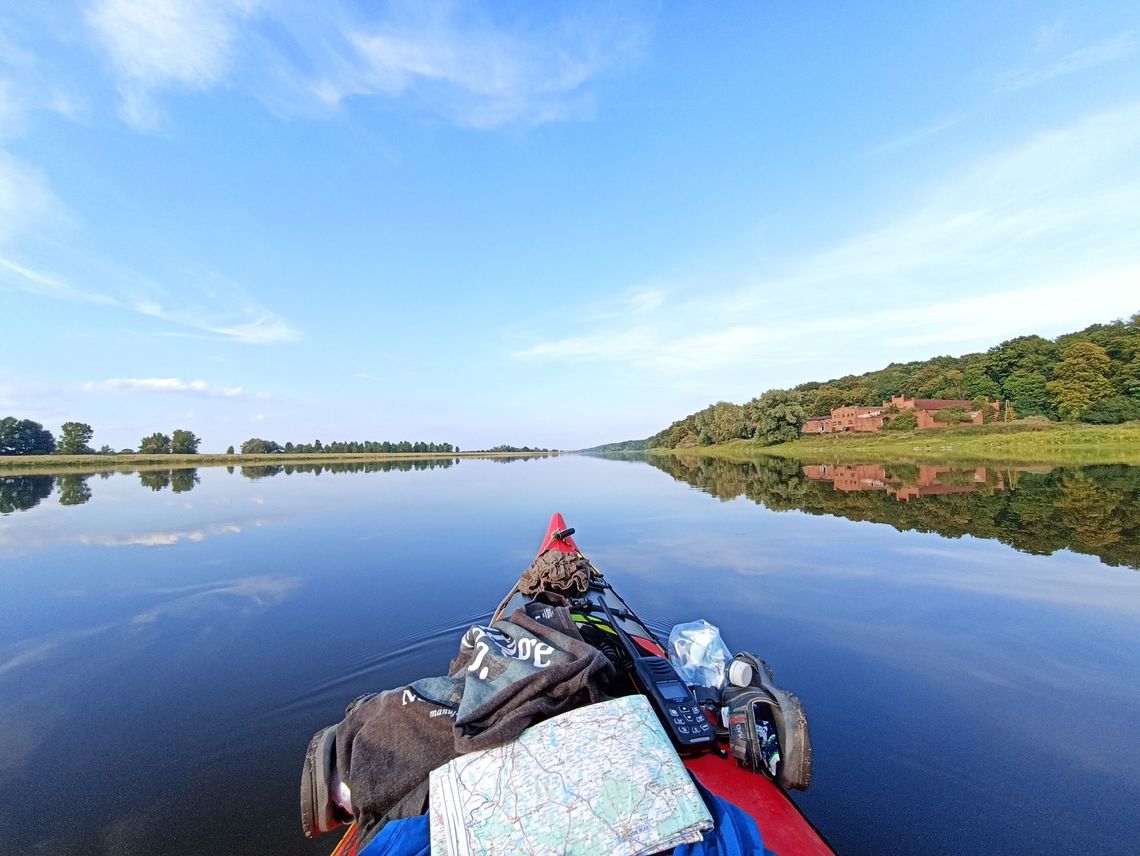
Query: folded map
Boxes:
[{"xmin": 429, "ymin": 694, "xmax": 713, "ymax": 856}]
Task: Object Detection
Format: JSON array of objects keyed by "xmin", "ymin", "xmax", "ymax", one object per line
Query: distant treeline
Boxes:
[
  {"xmin": 649, "ymin": 455, "xmax": 1140, "ymax": 571},
  {"xmin": 239, "ymin": 438, "xmax": 457, "ymax": 454},
  {"xmin": 645, "ymin": 313, "xmax": 1140, "ymax": 449}
]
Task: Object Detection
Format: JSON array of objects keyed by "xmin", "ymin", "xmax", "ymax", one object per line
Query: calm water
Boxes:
[{"xmin": 1, "ymin": 456, "xmax": 1138, "ymax": 855}]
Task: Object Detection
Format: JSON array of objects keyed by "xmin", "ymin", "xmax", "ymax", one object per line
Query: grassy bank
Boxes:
[
  {"xmin": 0, "ymin": 450, "xmax": 560, "ymax": 476},
  {"xmin": 650, "ymin": 421, "xmax": 1140, "ymax": 465}
]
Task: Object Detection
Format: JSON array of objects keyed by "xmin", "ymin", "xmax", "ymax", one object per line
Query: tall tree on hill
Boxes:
[
  {"xmin": 171, "ymin": 429, "xmax": 200, "ymax": 454},
  {"xmin": 1047, "ymin": 342, "xmax": 1114, "ymax": 421},
  {"xmin": 58, "ymin": 422, "xmax": 95, "ymax": 454},
  {"xmin": 747, "ymin": 391, "xmax": 807, "ymax": 445},
  {"xmin": 0, "ymin": 418, "xmax": 56, "ymax": 455}
]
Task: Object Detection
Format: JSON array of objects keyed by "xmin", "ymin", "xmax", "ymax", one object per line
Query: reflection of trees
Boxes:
[
  {"xmin": 56, "ymin": 473, "xmax": 94, "ymax": 506},
  {"xmin": 242, "ymin": 459, "xmax": 458, "ymax": 479},
  {"xmin": 0, "ymin": 475, "xmax": 54, "ymax": 514},
  {"xmin": 138, "ymin": 470, "xmax": 172, "ymax": 492},
  {"xmin": 170, "ymin": 469, "xmax": 199, "ymax": 493},
  {"xmin": 648, "ymin": 456, "xmax": 1140, "ymax": 570}
]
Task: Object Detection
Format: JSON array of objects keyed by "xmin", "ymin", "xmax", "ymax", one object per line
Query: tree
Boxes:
[
  {"xmin": 747, "ymin": 391, "xmax": 806, "ymax": 445},
  {"xmin": 226, "ymin": 445, "xmax": 235, "ymax": 455},
  {"xmin": 58, "ymin": 421, "xmax": 95, "ymax": 455},
  {"xmin": 1047, "ymin": 342, "xmax": 1114, "ymax": 420},
  {"xmin": 0, "ymin": 417, "xmax": 56, "ymax": 455},
  {"xmin": 171, "ymin": 429, "xmax": 200, "ymax": 454},
  {"xmin": 884, "ymin": 411, "xmax": 918, "ymax": 430},
  {"xmin": 241, "ymin": 438, "xmax": 281, "ymax": 454},
  {"xmin": 139, "ymin": 432, "xmax": 172, "ymax": 454},
  {"xmin": 1002, "ymin": 370, "xmax": 1054, "ymax": 419},
  {"xmin": 1082, "ymin": 396, "xmax": 1140, "ymax": 424},
  {"xmin": 934, "ymin": 407, "xmax": 973, "ymax": 424},
  {"xmin": 710, "ymin": 402, "xmax": 747, "ymax": 443}
]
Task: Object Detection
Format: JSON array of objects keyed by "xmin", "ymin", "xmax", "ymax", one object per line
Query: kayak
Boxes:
[{"xmin": 322, "ymin": 513, "xmax": 833, "ymax": 855}]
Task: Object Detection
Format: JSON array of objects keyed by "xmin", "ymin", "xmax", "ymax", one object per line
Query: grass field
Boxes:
[
  {"xmin": 650, "ymin": 421, "xmax": 1140, "ymax": 465},
  {"xmin": 0, "ymin": 450, "xmax": 559, "ymax": 476}
]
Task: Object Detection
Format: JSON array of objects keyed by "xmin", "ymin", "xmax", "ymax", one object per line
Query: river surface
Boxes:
[{"xmin": 1, "ymin": 455, "xmax": 1138, "ymax": 855}]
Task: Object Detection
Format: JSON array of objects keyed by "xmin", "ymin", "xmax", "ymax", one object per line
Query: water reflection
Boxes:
[
  {"xmin": 0, "ymin": 475, "xmax": 54, "ymax": 513},
  {"xmin": 0, "ymin": 458, "xmax": 463, "ymax": 513},
  {"xmin": 648, "ymin": 455, "xmax": 1140, "ymax": 569}
]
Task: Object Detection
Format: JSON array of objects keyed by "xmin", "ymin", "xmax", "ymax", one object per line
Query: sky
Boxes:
[{"xmin": 2, "ymin": 1, "xmax": 1140, "ymax": 452}]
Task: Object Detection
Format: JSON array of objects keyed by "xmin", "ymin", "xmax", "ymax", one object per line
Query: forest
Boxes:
[{"xmin": 635, "ymin": 313, "xmax": 1140, "ymax": 450}]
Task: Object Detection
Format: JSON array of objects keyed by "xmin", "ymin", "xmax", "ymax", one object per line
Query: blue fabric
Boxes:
[
  {"xmin": 357, "ymin": 814, "xmax": 429, "ymax": 856},
  {"xmin": 673, "ymin": 779, "xmax": 777, "ymax": 856}
]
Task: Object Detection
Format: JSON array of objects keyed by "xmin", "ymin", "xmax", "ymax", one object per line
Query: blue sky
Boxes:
[{"xmin": 2, "ymin": 1, "xmax": 1139, "ymax": 451}]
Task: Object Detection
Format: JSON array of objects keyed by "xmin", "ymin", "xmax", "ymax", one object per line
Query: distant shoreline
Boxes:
[
  {"xmin": 0, "ymin": 450, "xmax": 562, "ymax": 476},
  {"xmin": 648, "ymin": 421, "xmax": 1140, "ymax": 466}
]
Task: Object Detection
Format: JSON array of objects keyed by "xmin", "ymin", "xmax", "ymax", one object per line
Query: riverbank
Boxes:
[
  {"xmin": 0, "ymin": 450, "xmax": 561, "ymax": 476},
  {"xmin": 650, "ymin": 421, "xmax": 1140, "ymax": 465}
]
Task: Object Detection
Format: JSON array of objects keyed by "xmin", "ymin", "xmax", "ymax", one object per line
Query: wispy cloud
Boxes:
[
  {"xmin": 82, "ymin": 377, "xmax": 252, "ymax": 397},
  {"xmin": 996, "ymin": 32, "xmax": 1136, "ymax": 93},
  {"xmin": 516, "ymin": 102, "xmax": 1140, "ymax": 380},
  {"xmin": 0, "ymin": 254, "xmax": 302, "ymax": 344},
  {"xmin": 86, "ymin": 0, "xmax": 261, "ymax": 129},
  {"xmin": 80, "ymin": 0, "xmax": 649, "ymax": 129},
  {"xmin": 325, "ymin": 2, "xmax": 648, "ymax": 127}
]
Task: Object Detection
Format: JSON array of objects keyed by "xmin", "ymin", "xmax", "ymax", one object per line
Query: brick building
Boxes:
[
  {"xmin": 801, "ymin": 395, "xmax": 1000, "ymax": 434},
  {"xmin": 802, "ymin": 464, "xmax": 1005, "ymax": 501}
]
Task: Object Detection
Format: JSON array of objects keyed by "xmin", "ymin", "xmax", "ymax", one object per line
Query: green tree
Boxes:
[
  {"xmin": 934, "ymin": 407, "xmax": 973, "ymax": 424},
  {"xmin": 1002, "ymin": 370, "xmax": 1054, "ymax": 419},
  {"xmin": 884, "ymin": 411, "xmax": 918, "ymax": 430},
  {"xmin": 241, "ymin": 438, "xmax": 282, "ymax": 454},
  {"xmin": 57, "ymin": 421, "xmax": 95, "ymax": 455},
  {"xmin": 748, "ymin": 391, "xmax": 806, "ymax": 445},
  {"xmin": 226, "ymin": 445, "xmax": 235, "ymax": 455},
  {"xmin": 1082, "ymin": 396, "xmax": 1140, "ymax": 424},
  {"xmin": 0, "ymin": 417, "xmax": 56, "ymax": 455},
  {"xmin": 1047, "ymin": 342, "xmax": 1114, "ymax": 421},
  {"xmin": 171, "ymin": 429, "xmax": 200, "ymax": 454},
  {"xmin": 139, "ymin": 432, "xmax": 172, "ymax": 454},
  {"xmin": 710, "ymin": 402, "xmax": 747, "ymax": 443}
]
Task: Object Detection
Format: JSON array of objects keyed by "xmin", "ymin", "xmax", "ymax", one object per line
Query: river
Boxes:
[{"xmin": 1, "ymin": 455, "xmax": 1137, "ymax": 854}]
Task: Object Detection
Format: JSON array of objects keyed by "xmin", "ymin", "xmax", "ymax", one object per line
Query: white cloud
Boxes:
[
  {"xmin": 79, "ymin": 0, "xmax": 648, "ymax": 129},
  {"xmin": 329, "ymin": 2, "xmax": 647, "ymax": 127},
  {"xmin": 86, "ymin": 0, "xmax": 261, "ymax": 129},
  {"xmin": 515, "ymin": 102, "xmax": 1140, "ymax": 379},
  {"xmin": 996, "ymin": 32, "xmax": 1136, "ymax": 93},
  {"xmin": 83, "ymin": 377, "xmax": 248, "ymax": 397},
  {"xmin": 0, "ymin": 150, "xmax": 67, "ymax": 245}
]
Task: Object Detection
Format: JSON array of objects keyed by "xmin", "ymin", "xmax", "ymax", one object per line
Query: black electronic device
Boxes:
[{"xmin": 632, "ymin": 656, "xmax": 715, "ymax": 749}]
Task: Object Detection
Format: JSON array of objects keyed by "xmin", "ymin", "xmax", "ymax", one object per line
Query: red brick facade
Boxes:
[
  {"xmin": 802, "ymin": 464, "xmax": 1005, "ymax": 500},
  {"xmin": 802, "ymin": 396, "xmax": 1000, "ymax": 434}
]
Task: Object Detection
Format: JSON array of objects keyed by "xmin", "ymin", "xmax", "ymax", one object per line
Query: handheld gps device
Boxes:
[{"xmin": 632, "ymin": 656, "xmax": 715, "ymax": 749}]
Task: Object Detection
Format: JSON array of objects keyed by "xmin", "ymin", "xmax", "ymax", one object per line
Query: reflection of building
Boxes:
[
  {"xmin": 802, "ymin": 396, "xmax": 1000, "ymax": 434},
  {"xmin": 802, "ymin": 464, "xmax": 1004, "ymax": 501}
]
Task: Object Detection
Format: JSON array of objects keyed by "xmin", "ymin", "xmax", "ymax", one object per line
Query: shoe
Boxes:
[
  {"xmin": 300, "ymin": 726, "xmax": 349, "ymax": 837},
  {"xmin": 723, "ymin": 652, "xmax": 813, "ymax": 790}
]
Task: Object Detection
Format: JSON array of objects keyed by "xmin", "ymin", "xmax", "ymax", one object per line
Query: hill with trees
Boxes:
[{"xmin": 646, "ymin": 313, "xmax": 1140, "ymax": 450}]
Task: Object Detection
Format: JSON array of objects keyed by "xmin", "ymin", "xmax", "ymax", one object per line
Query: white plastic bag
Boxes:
[{"xmin": 667, "ymin": 619, "xmax": 732, "ymax": 689}]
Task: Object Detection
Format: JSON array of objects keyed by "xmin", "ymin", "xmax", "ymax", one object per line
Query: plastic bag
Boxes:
[{"xmin": 667, "ymin": 619, "xmax": 732, "ymax": 689}]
